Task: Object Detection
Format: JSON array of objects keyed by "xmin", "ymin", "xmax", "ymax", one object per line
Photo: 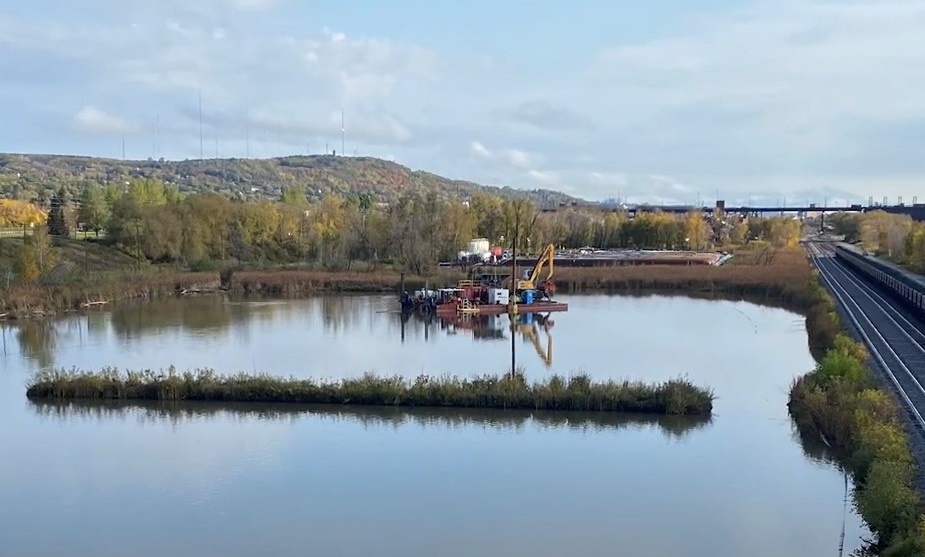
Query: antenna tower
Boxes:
[{"xmin": 198, "ymin": 92, "xmax": 204, "ymax": 160}]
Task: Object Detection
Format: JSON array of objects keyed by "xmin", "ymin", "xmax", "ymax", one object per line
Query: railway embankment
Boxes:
[{"xmin": 789, "ymin": 243, "xmax": 925, "ymax": 554}]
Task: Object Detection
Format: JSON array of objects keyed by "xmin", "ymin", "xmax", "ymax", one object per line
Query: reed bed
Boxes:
[
  {"xmin": 26, "ymin": 368, "xmax": 714, "ymax": 416},
  {"xmin": 0, "ymin": 271, "xmax": 216, "ymax": 319},
  {"xmin": 556, "ymin": 248, "xmax": 813, "ymax": 306},
  {"xmin": 225, "ymin": 268, "xmax": 450, "ymax": 295}
]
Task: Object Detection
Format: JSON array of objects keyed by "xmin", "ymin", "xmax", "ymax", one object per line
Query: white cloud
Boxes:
[
  {"xmin": 468, "ymin": 141, "xmax": 542, "ymax": 169},
  {"xmin": 3, "ymin": 0, "xmax": 925, "ymax": 203},
  {"xmin": 72, "ymin": 106, "xmax": 137, "ymax": 135}
]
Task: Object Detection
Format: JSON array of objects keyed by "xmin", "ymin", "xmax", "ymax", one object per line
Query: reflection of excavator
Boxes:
[
  {"xmin": 513, "ymin": 243, "xmax": 557, "ymax": 300},
  {"xmin": 515, "ymin": 314, "xmax": 553, "ymax": 367}
]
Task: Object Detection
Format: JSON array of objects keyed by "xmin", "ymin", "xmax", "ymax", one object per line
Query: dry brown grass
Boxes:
[
  {"xmin": 0, "ymin": 271, "xmax": 216, "ymax": 319},
  {"xmin": 1, "ymin": 246, "xmax": 814, "ymax": 319},
  {"xmin": 556, "ymin": 247, "xmax": 813, "ymax": 306},
  {"xmin": 225, "ymin": 268, "xmax": 461, "ymax": 295}
]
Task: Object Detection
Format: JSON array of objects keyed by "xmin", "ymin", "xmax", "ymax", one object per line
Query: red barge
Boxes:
[{"xmin": 400, "ymin": 243, "xmax": 568, "ymax": 316}]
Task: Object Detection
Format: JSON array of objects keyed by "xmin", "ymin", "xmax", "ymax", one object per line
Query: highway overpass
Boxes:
[{"xmin": 588, "ymin": 202, "xmax": 925, "ymax": 221}]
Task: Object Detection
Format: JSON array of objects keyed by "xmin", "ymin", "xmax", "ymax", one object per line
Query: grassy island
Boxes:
[{"xmin": 25, "ymin": 368, "xmax": 714, "ymax": 416}]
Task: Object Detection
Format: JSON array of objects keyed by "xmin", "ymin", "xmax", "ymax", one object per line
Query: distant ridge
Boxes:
[{"xmin": 0, "ymin": 152, "xmax": 584, "ymax": 206}]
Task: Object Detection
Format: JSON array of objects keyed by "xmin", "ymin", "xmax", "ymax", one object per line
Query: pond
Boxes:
[{"xmin": 0, "ymin": 294, "xmax": 867, "ymax": 557}]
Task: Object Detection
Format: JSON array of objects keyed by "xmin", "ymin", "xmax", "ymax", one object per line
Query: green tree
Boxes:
[
  {"xmin": 47, "ymin": 187, "xmax": 69, "ymax": 237},
  {"xmin": 78, "ymin": 182, "xmax": 110, "ymax": 236},
  {"xmin": 281, "ymin": 185, "xmax": 308, "ymax": 207}
]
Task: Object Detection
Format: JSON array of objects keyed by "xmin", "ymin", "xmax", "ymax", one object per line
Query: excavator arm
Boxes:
[{"xmin": 515, "ymin": 243, "xmax": 556, "ymax": 293}]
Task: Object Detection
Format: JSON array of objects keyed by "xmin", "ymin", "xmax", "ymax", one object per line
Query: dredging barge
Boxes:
[{"xmin": 400, "ymin": 243, "xmax": 569, "ymax": 316}]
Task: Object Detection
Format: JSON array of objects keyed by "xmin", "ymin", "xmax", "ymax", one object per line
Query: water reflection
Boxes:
[
  {"xmin": 1, "ymin": 295, "xmax": 870, "ymax": 557},
  {"xmin": 29, "ymin": 400, "xmax": 712, "ymax": 439},
  {"xmin": 5, "ymin": 296, "xmax": 563, "ymax": 372},
  {"xmin": 15, "ymin": 320, "xmax": 57, "ymax": 369},
  {"xmin": 400, "ymin": 311, "xmax": 556, "ymax": 366},
  {"xmin": 107, "ymin": 297, "xmax": 236, "ymax": 340}
]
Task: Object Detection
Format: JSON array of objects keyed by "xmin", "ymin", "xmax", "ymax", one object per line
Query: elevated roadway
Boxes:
[{"xmin": 807, "ymin": 242, "xmax": 925, "ymax": 437}]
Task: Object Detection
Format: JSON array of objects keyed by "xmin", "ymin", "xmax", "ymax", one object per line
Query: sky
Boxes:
[{"xmin": 2, "ymin": 0, "xmax": 925, "ymax": 205}]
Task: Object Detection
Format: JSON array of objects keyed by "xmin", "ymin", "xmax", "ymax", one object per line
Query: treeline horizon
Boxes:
[
  {"xmin": 4, "ymin": 178, "xmax": 805, "ymax": 277},
  {"xmin": 829, "ymin": 211, "xmax": 925, "ymax": 272}
]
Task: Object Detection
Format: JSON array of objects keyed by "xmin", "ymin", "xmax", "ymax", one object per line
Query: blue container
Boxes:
[{"xmin": 522, "ymin": 290, "xmax": 534, "ymax": 304}]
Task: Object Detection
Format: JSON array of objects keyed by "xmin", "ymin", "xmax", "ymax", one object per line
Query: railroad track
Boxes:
[{"xmin": 806, "ymin": 242, "xmax": 925, "ymax": 436}]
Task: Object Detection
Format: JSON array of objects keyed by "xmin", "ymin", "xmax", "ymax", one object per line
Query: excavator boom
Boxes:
[{"xmin": 515, "ymin": 243, "xmax": 556, "ymax": 293}]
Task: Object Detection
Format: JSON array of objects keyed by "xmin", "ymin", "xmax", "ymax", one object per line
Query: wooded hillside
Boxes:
[{"xmin": 0, "ymin": 153, "xmax": 581, "ymax": 207}]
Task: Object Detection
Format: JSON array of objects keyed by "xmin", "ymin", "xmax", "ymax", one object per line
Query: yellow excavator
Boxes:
[
  {"xmin": 515, "ymin": 316, "xmax": 553, "ymax": 367},
  {"xmin": 513, "ymin": 243, "xmax": 557, "ymax": 299}
]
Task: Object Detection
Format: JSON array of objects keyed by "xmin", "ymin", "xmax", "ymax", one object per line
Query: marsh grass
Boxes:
[
  {"xmin": 26, "ymin": 368, "xmax": 714, "ymax": 416},
  {"xmin": 2, "ymin": 246, "xmax": 815, "ymax": 319}
]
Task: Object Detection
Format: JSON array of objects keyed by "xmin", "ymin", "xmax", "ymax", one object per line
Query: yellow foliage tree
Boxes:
[
  {"xmin": 682, "ymin": 211, "xmax": 709, "ymax": 250},
  {"xmin": 0, "ymin": 199, "xmax": 46, "ymax": 228}
]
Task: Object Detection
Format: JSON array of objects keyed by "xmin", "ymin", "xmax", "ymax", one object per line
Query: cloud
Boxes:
[
  {"xmin": 587, "ymin": 0, "xmax": 925, "ymax": 174},
  {"xmin": 469, "ymin": 141, "xmax": 542, "ymax": 169},
  {"xmin": 504, "ymin": 100, "xmax": 592, "ymax": 131},
  {"xmin": 72, "ymin": 106, "xmax": 137, "ymax": 135},
  {"xmin": 3, "ymin": 0, "xmax": 925, "ymax": 204}
]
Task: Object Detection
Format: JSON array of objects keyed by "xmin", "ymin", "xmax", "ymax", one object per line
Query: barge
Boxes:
[{"xmin": 400, "ymin": 243, "xmax": 568, "ymax": 316}]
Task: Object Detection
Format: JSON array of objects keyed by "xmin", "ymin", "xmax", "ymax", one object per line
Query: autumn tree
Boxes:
[
  {"xmin": 683, "ymin": 211, "xmax": 709, "ymax": 250},
  {"xmin": 309, "ymin": 193, "xmax": 347, "ymax": 266},
  {"xmin": 15, "ymin": 225, "xmax": 57, "ymax": 282},
  {"xmin": 0, "ymin": 199, "xmax": 45, "ymax": 229}
]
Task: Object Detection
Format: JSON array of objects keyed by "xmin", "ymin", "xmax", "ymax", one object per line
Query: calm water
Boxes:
[{"xmin": 0, "ymin": 294, "xmax": 867, "ymax": 557}]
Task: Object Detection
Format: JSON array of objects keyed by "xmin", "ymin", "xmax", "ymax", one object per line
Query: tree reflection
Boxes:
[
  {"xmin": 105, "ymin": 297, "xmax": 236, "ymax": 340},
  {"xmin": 16, "ymin": 320, "xmax": 57, "ymax": 369}
]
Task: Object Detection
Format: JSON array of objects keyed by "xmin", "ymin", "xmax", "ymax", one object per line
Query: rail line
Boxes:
[{"xmin": 806, "ymin": 242, "xmax": 925, "ymax": 434}]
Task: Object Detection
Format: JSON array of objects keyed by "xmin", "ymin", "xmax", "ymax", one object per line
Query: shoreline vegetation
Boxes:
[
  {"xmin": 7, "ymin": 222, "xmax": 925, "ymax": 550},
  {"xmin": 25, "ymin": 368, "xmax": 715, "ymax": 416},
  {"xmin": 791, "ymin": 266, "xmax": 925, "ymax": 554},
  {"xmin": 0, "ymin": 243, "xmax": 814, "ymax": 320}
]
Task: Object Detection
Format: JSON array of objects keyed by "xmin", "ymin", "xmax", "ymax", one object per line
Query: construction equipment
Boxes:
[{"xmin": 514, "ymin": 243, "xmax": 556, "ymax": 299}]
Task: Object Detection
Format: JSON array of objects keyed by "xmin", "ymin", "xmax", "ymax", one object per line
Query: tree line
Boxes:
[
  {"xmin": 3, "ymin": 179, "xmax": 805, "ymax": 277},
  {"xmin": 829, "ymin": 211, "xmax": 925, "ymax": 271}
]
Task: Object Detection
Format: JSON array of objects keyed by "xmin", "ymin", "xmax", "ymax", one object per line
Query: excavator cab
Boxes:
[{"xmin": 513, "ymin": 243, "xmax": 557, "ymax": 300}]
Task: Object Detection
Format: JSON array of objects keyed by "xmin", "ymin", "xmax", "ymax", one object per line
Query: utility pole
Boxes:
[
  {"xmin": 121, "ymin": 134, "xmax": 126, "ymax": 160},
  {"xmin": 509, "ymin": 210, "xmax": 519, "ymax": 378},
  {"xmin": 152, "ymin": 116, "xmax": 157, "ymax": 158},
  {"xmin": 245, "ymin": 105, "xmax": 250, "ymax": 158},
  {"xmin": 198, "ymin": 92, "xmax": 204, "ymax": 160}
]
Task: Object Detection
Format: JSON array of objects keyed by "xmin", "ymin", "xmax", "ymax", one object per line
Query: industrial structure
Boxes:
[
  {"xmin": 400, "ymin": 243, "xmax": 567, "ymax": 316},
  {"xmin": 595, "ymin": 199, "xmax": 925, "ymax": 222}
]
